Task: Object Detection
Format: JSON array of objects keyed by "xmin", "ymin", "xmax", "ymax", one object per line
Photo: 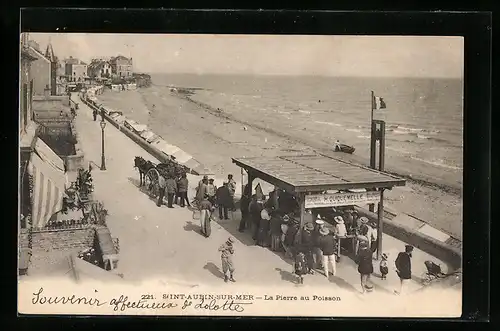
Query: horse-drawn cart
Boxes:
[{"xmin": 134, "ymin": 157, "xmax": 185, "ymax": 198}]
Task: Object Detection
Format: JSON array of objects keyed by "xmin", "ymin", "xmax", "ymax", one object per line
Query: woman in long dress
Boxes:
[{"xmin": 357, "ymin": 241, "xmax": 374, "ymax": 293}]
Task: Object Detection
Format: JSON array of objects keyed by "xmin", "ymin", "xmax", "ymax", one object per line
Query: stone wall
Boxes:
[{"xmin": 31, "ymin": 227, "xmax": 95, "ymax": 253}]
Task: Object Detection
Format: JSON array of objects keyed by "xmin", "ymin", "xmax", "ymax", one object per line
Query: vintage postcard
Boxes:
[{"xmin": 19, "ymin": 33, "xmax": 463, "ymax": 317}]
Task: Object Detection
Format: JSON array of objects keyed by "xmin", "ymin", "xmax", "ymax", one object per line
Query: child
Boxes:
[
  {"xmin": 380, "ymin": 253, "xmax": 389, "ymax": 280},
  {"xmin": 218, "ymin": 237, "xmax": 235, "ymax": 282},
  {"xmin": 294, "ymin": 251, "xmax": 309, "ymax": 285}
]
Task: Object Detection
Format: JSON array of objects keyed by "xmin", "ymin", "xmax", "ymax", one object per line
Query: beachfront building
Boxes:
[
  {"xmin": 110, "ymin": 55, "xmax": 133, "ymax": 78},
  {"xmin": 26, "ymin": 38, "xmax": 60, "ymax": 96},
  {"xmin": 65, "ymin": 56, "xmax": 88, "ymax": 82},
  {"xmin": 20, "ymin": 35, "xmax": 38, "ymax": 147},
  {"xmin": 20, "ymin": 35, "xmax": 66, "ymax": 275},
  {"xmin": 88, "ymin": 59, "xmax": 112, "ymax": 79}
]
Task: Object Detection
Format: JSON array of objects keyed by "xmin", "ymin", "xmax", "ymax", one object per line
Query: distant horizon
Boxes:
[
  {"xmin": 145, "ymin": 71, "xmax": 463, "ymax": 80},
  {"xmin": 28, "ymin": 34, "xmax": 464, "ymax": 79}
]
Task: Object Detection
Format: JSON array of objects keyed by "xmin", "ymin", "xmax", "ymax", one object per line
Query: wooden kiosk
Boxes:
[{"xmin": 232, "ymin": 154, "xmax": 406, "ymax": 259}]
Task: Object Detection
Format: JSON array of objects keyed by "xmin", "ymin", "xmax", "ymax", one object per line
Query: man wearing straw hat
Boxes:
[
  {"xmin": 218, "ymin": 237, "xmax": 236, "ymax": 282},
  {"xmin": 317, "ymin": 226, "xmax": 336, "ymax": 278}
]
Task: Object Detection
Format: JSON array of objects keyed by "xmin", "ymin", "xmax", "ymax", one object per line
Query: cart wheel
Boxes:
[{"xmin": 145, "ymin": 168, "xmax": 160, "ymax": 198}]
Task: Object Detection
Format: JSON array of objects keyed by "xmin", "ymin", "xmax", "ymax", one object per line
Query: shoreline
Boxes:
[
  {"xmin": 96, "ymin": 85, "xmax": 462, "ymax": 239},
  {"xmin": 175, "ymin": 87, "xmax": 461, "ymax": 197}
]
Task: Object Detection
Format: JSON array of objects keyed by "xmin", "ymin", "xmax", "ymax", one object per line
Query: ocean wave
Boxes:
[
  {"xmin": 298, "ymin": 110, "xmax": 311, "ymax": 114},
  {"xmin": 315, "ymin": 121, "xmax": 342, "ymax": 127},
  {"xmin": 346, "ymin": 128, "xmax": 362, "ymax": 133},
  {"xmin": 417, "ymin": 133, "xmax": 429, "ymax": 139},
  {"xmin": 357, "ymin": 135, "xmax": 371, "ymax": 139},
  {"xmin": 394, "ymin": 126, "xmax": 441, "ymax": 134},
  {"xmin": 410, "ymin": 156, "xmax": 462, "ymax": 170}
]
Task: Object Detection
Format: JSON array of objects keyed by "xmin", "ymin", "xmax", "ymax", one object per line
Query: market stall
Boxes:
[{"xmin": 232, "ymin": 154, "xmax": 406, "ymax": 259}]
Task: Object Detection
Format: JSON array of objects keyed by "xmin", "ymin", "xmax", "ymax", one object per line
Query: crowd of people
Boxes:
[
  {"xmin": 156, "ymin": 172, "xmax": 190, "ymax": 208},
  {"xmin": 155, "ymin": 172, "xmax": 414, "ymax": 294},
  {"xmin": 236, "ymin": 183, "xmax": 413, "ymax": 294}
]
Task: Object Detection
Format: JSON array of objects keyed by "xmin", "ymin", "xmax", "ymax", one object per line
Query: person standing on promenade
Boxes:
[
  {"xmin": 357, "ymin": 241, "xmax": 374, "ymax": 294},
  {"xmin": 165, "ymin": 175, "xmax": 177, "ymax": 208},
  {"xmin": 156, "ymin": 173, "xmax": 167, "ymax": 207},
  {"xmin": 300, "ymin": 222, "xmax": 316, "ymax": 274},
  {"xmin": 334, "ymin": 216, "xmax": 347, "ymax": 258},
  {"xmin": 227, "ymin": 174, "xmax": 237, "ymax": 211},
  {"xmin": 318, "ymin": 227, "xmax": 337, "ymax": 279},
  {"xmin": 238, "ymin": 184, "xmax": 251, "ymax": 232},
  {"xmin": 174, "ymin": 173, "xmax": 181, "ymax": 205},
  {"xmin": 216, "ymin": 182, "xmax": 232, "ymax": 220},
  {"xmin": 199, "ymin": 195, "xmax": 213, "ymax": 237},
  {"xmin": 294, "ymin": 251, "xmax": 309, "ymax": 285},
  {"xmin": 92, "ymin": 109, "xmax": 97, "ymax": 121},
  {"xmin": 249, "ymin": 194, "xmax": 264, "ymax": 241},
  {"xmin": 312, "ymin": 218, "xmax": 325, "ymax": 270},
  {"xmin": 177, "ymin": 172, "xmax": 190, "ymax": 208},
  {"xmin": 207, "ymin": 178, "xmax": 217, "ymax": 206},
  {"xmin": 269, "ymin": 212, "xmax": 284, "ymax": 251},
  {"xmin": 257, "ymin": 205, "xmax": 273, "ymax": 247},
  {"xmin": 218, "ymin": 237, "xmax": 236, "ymax": 282},
  {"xmin": 394, "ymin": 245, "xmax": 414, "ymax": 295},
  {"xmin": 196, "ymin": 176, "xmax": 209, "ymax": 205}
]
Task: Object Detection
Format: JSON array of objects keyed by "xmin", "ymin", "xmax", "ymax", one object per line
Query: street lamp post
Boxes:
[{"xmin": 100, "ymin": 119, "xmax": 107, "ymax": 171}]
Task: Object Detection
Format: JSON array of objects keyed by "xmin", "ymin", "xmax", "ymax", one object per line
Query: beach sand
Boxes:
[{"xmin": 97, "ymin": 85, "xmax": 462, "ymax": 240}]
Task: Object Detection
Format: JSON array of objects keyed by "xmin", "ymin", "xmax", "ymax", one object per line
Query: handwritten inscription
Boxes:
[
  {"xmin": 109, "ymin": 295, "xmax": 177, "ymax": 312},
  {"xmin": 29, "ymin": 288, "xmax": 338, "ymax": 313},
  {"xmin": 30, "ymin": 288, "xmax": 254, "ymax": 313},
  {"xmin": 193, "ymin": 298, "xmax": 250, "ymax": 312},
  {"xmin": 32, "ymin": 287, "xmax": 106, "ymax": 307}
]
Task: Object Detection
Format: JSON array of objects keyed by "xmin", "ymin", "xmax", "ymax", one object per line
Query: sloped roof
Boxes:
[
  {"xmin": 45, "ymin": 43, "xmax": 56, "ymax": 62},
  {"xmin": 28, "ymin": 46, "xmax": 50, "ymax": 63},
  {"xmin": 89, "ymin": 60, "xmax": 110, "ymax": 70},
  {"xmin": 232, "ymin": 154, "xmax": 406, "ymax": 193}
]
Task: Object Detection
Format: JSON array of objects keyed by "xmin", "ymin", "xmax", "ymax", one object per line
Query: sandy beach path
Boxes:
[{"xmin": 97, "ymin": 86, "xmax": 462, "ymax": 240}]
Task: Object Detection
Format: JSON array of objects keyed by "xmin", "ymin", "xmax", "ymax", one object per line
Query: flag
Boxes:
[{"xmin": 372, "ymin": 95, "xmax": 387, "ymax": 110}]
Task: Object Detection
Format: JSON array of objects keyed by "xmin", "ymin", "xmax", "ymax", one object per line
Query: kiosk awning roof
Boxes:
[{"xmin": 232, "ymin": 154, "xmax": 406, "ymax": 193}]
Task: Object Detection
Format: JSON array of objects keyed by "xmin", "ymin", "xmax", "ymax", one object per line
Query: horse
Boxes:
[{"xmin": 134, "ymin": 156, "xmax": 155, "ymax": 186}]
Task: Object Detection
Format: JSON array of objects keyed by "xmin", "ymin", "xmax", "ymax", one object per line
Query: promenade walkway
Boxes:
[{"xmin": 71, "ymin": 93, "xmax": 457, "ymax": 301}]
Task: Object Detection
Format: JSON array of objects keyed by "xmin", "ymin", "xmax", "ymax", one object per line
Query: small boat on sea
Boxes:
[{"xmin": 333, "ymin": 141, "xmax": 355, "ymax": 154}]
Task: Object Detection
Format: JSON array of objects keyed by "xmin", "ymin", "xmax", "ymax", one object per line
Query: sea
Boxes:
[{"xmin": 150, "ymin": 73, "xmax": 463, "ymax": 172}]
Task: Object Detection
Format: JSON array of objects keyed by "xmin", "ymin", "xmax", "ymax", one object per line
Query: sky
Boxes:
[{"xmin": 27, "ymin": 33, "xmax": 464, "ymax": 78}]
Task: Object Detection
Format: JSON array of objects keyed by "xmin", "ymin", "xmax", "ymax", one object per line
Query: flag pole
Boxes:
[
  {"xmin": 369, "ymin": 90, "xmax": 376, "ymax": 213},
  {"xmin": 370, "ymin": 90, "xmax": 374, "ymax": 125}
]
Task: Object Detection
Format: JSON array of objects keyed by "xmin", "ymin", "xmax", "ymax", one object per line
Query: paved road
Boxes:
[{"xmin": 72, "ymin": 93, "xmax": 455, "ymax": 299}]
